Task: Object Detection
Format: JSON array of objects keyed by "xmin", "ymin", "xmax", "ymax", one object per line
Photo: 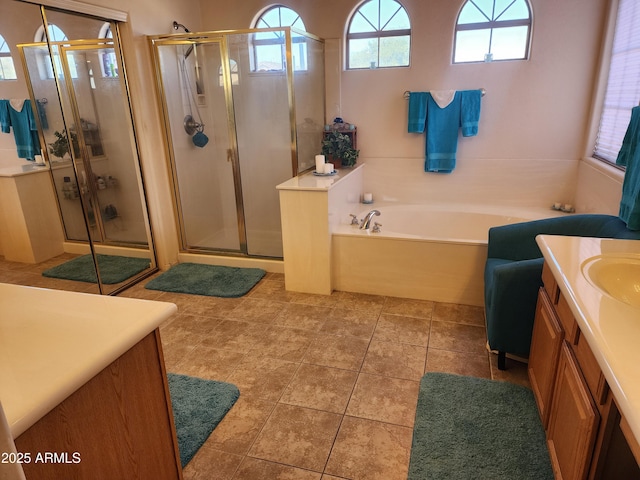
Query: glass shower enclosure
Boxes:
[{"xmin": 149, "ymin": 28, "xmax": 325, "ymax": 258}]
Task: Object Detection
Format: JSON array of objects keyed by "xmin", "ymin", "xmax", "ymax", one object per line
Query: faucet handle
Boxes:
[
  {"xmin": 349, "ymin": 214, "xmax": 360, "ymax": 226},
  {"xmin": 372, "ymin": 222, "xmax": 382, "ymax": 233}
]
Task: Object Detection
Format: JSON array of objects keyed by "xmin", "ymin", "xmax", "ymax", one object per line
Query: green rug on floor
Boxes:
[
  {"xmin": 42, "ymin": 254, "xmax": 150, "ymax": 284},
  {"xmin": 168, "ymin": 373, "xmax": 240, "ymax": 467},
  {"xmin": 145, "ymin": 263, "xmax": 265, "ymax": 297},
  {"xmin": 408, "ymin": 372, "xmax": 553, "ymax": 480}
]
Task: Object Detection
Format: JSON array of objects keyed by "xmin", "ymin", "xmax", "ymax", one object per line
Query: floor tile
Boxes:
[
  {"xmin": 432, "ymin": 302, "xmax": 485, "ymax": 326},
  {"xmin": 320, "ymin": 308, "xmax": 378, "ymax": 339},
  {"xmin": 248, "ymin": 278, "xmax": 301, "ymax": 303},
  {"xmin": 346, "ymin": 373, "xmax": 419, "ymax": 427},
  {"xmin": 170, "ymin": 344, "xmax": 245, "ymax": 380},
  {"xmin": 198, "ymin": 320, "xmax": 269, "ymax": 354},
  {"xmin": 425, "ymin": 348, "xmax": 491, "ymax": 378},
  {"xmin": 249, "ymin": 326, "xmax": 316, "ymax": 362},
  {"xmin": 303, "ymin": 334, "xmax": 369, "ymax": 371},
  {"xmin": 280, "ymin": 364, "xmax": 358, "ymax": 414},
  {"xmin": 227, "ymin": 356, "xmax": 299, "ymax": 401},
  {"xmin": 182, "ymin": 444, "xmax": 242, "ymax": 480},
  {"xmin": 381, "ymin": 296, "xmax": 434, "ymax": 318},
  {"xmin": 233, "ymin": 457, "xmax": 322, "ymax": 479},
  {"xmin": 274, "ymin": 303, "xmax": 331, "ymax": 331},
  {"xmin": 372, "ymin": 313, "xmax": 430, "ymax": 346},
  {"xmin": 227, "ymin": 298, "xmax": 287, "ymax": 324},
  {"xmin": 206, "ymin": 396, "xmax": 276, "ymax": 455},
  {"xmin": 428, "ymin": 320, "xmax": 487, "ymax": 355},
  {"xmin": 325, "ymin": 416, "xmax": 412, "ymax": 480},
  {"xmin": 248, "ymin": 404, "xmax": 342, "ymax": 472},
  {"xmin": 333, "ymin": 291, "xmax": 386, "ymax": 313},
  {"xmin": 361, "ymin": 340, "xmax": 426, "ymax": 381},
  {"xmin": 490, "ymin": 353, "xmax": 531, "ymax": 388}
]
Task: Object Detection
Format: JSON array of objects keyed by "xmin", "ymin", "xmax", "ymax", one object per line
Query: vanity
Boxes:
[
  {"xmin": 0, "ymin": 284, "xmax": 181, "ymax": 479},
  {"xmin": 530, "ymin": 235, "xmax": 640, "ymax": 479}
]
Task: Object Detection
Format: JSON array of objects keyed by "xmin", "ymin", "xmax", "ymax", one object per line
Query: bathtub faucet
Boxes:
[{"xmin": 360, "ymin": 209, "xmax": 381, "ymax": 230}]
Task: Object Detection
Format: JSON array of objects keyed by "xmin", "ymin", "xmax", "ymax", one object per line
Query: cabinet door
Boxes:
[
  {"xmin": 547, "ymin": 342, "xmax": 600, "ymax": 480},
  {"xmin": 529, "ymin": 288, "xmax": 563, "ymax": 428}
]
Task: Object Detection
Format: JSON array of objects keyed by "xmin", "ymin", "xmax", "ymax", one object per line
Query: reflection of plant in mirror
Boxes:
[{"xmin": 48, "ymin": 129, "xmax": 78, "ymax": 158}]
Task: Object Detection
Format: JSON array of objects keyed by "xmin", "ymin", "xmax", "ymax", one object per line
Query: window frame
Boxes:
[
  {"xmin": 0, "ymin": 33, "xmax": 18, "ymax": 80},
  {"xmin": 345, "ymin": 0, "xmax": 412, "ymax": 70},
  {"xmin": 453, "ymin": 0, "xmax": 532, "ymax": 64}
]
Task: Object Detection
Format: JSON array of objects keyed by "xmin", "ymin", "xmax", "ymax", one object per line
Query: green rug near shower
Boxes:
[
  {"xmin": 144, "ymin": 263, "xmax": 265, "ymax": 297},
  {"xmin": 408, "ymin": 372, "xmax": 553, "ymax": 480},
  {"xmin": 168, "ymin": 373, "xmax": 239, "ymax": 467},
  {"xmin": 42, "ymin": 254, "xmax": 151, "ymax": 284}
]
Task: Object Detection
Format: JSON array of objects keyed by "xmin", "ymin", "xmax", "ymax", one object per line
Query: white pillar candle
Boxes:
[
  {"xmin": 324, "ymin": 163, "xmax": 334, "ymax": 174},
  {"xmin": 315, "ymin": 155, "xmax": 325, "ymax": 172},
  {"xmin": 363, "ymin": 193, "xmax": 373, "ymax": 203}
]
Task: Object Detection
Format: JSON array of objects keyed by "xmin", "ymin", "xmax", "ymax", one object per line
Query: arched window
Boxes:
[
  {"xmin": 34, "ymin": 24, "xmax": 78, "ymax": 78},
  {"xmin": 0, "ymin": 34, "xmax": 17, "ymax": 80},
  {"xmin": 36, "ymin": 23, "xmax": 68, "ymax": 43},
  {"xmin": 252, "ymin": 5, "xmax": 307, "ymax": 71},
  {"xmin": 454, "ymin": 0, "xmax": 532, "ymax": 63},
  {"xmin": 346, "ymin": 0, "xmax": 411, "ymax": 69},
  {"xmin": 98, "ymin": 22, "xmax": 118, "ymax": 78}
]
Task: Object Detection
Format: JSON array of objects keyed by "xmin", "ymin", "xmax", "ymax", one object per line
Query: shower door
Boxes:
[{"xmin": 153, "ymin": 37, "xmax": 245, "ymax": 253}]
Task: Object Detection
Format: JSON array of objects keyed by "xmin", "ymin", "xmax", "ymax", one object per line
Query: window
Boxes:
[
  {"xmin": 34, "ymin": 24, "xmax": 78, "ymax": 78},
  {"xmin": 454, "ymin": 0, "xmax": 532, "ymax": 63},
  {"xmin": 346, "ymin": 0, "xmax": 411, "ymax": 69},
  {"xmin": 252, "ymin": 5, "xmax": 307, "ymax": 72},
  {"xmin": 0, "ymin": 34, "xmax": 17, "ymax": 80},
  {"xmin": 594, "ymin": 0, "xmax": 640, "ymax": 165},
  {"xmin": 98, "ymin": 23, "xmax": 118, "ymax": 78}
]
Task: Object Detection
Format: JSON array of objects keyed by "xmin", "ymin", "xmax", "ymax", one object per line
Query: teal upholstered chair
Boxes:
[{"xmin": 484, "ymin": 214, "xmax": 640, "ymax": 370}]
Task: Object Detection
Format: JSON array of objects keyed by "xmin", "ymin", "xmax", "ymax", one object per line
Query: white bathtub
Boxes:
[{"xmin": 331, "ymin": 204, "xmax": 561, "ymax": 306}]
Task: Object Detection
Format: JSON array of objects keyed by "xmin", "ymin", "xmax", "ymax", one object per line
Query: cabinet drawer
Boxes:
[
  {"xmin": 574, "ymin": 330, "xmax": 608, "ymax": 407},
  {"xmin": 557, "ymin": 292, "xmax": 578, "ymax": 343},
  {"xmin": 542, "ymin": 261, "xmax": 559, "ymax": 304}
]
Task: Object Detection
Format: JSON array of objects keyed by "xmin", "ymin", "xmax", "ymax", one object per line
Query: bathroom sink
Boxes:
[{"xmin": 581, "ymin": 254, "xmax": 640, "ymax": 308}]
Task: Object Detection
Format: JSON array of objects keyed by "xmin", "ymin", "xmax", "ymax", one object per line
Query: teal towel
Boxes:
[
  {"xmin": 461, "ymin": 89, "xmax": 482, "ymax": 136},
  {"xmin": 0, "ymin": 100, "xmax": 10, "ymax": 134},
  {"xmin": 6, "ymin": 100, "xmax": 41, "ymax": 160},
  {"xmin": 616, "ymin": 106, "xmax": 640, "ymax": 230},
  {"xmin": 408, "ymin": 92, "xmax": 428, "ymax": 133},
  {"xmin": 425, "ymin": 92, "xmax": 461, "ymax": 172}
]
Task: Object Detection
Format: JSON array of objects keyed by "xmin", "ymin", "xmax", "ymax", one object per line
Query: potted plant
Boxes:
[
  {"xmin": 321, "ymin": 131, "xmax": 359, "ymax": 168},
  {"xmin": 48, "ymin": 129, "xmax": 78, "ymax": 159}
]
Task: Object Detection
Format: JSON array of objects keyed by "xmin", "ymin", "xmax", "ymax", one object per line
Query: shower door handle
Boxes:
[{"xmin": 226, "ymin": 148, "xmax": 233, "ymax": 163}]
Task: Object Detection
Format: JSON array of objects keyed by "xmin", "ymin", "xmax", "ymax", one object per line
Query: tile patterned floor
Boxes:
[{"xmin": 0, "ymin": 257, "xmax": 531, "ymax": 480}]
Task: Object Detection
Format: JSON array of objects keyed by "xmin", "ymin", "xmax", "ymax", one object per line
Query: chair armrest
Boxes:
[{"xmin": 487, "ymin": 214, "xmax": 619, "ymax": 261}]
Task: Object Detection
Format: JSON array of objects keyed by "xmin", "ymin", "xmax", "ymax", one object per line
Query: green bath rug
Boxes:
[
  {"xmin": 42, "ymin": 254, "xmax": 150, "ymax": 284},
  {"xmin": 167, "ymin": 373, "xmax": 239, "ymax": 467},
  {"xmin": 145, "ymin": 263, "xmax": 265, "ymax": 297},
  {"xmin": 409, "ymin": 372, "xmax": 553, "ymax": 480}
]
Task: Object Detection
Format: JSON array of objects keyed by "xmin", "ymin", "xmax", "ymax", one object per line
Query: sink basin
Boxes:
[{"xmin": 581, "ymin": 254, "xmax": 640, "ymax": 308}]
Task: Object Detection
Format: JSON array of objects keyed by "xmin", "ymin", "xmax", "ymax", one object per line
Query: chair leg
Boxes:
[{"xmin": 497, "ymin": 351, "xmax": 506, "ymax": 370}]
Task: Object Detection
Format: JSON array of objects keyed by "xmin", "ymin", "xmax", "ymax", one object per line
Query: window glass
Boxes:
[
  {"xmin": 454, "ymin": 0, "xmax": 531, "ymax": 63},
  {"xmin": 0, "ymin": 34, "xmax": 17, "ymax": 80},
  {"xmin": 346, "ymin": 0, "xmax": 411, "ymax": 69},
  {"xmin": 594, "ymin": 0, "xmax": 640, "ymax": 165},
  {"xmin": 252, "ymin": 5, "xmax": 307, "ymax": 72},
  {"xmin": 35, "ymin": 24, "xmax": 78, "ymax": 78}
]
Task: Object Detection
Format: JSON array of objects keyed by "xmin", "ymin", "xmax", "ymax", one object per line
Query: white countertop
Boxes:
[
  {"xmin": 0, "ymin": 284, "xmax": 177, "ymax": 438},
  {"xmin": 276, "ymin": 164, "xmax": 364, "ymax": 191},
  {"xmin": 0, "ymin": 163, "xmax": 49, "ymax": 178},
  {"xmin": 536, "ymin": 235, "xmax": 640, "ymax": 442}
]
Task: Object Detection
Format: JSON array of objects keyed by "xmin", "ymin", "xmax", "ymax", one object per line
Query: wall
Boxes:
[{"xmin": 199, "ymin": 0, "xmax": 610, "ymax": 210}]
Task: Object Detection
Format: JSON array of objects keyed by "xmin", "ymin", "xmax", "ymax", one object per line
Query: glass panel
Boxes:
[
  {"xmin": 491, "ymin": 26, "xmax": 528, "ymax": 60},
  {"xmin": 359, "ymin": 0, "xmax": 380, "ymax": 29},
  {"xmin": 254, "ymin": 43, "xmax": 285, "ymax": 71},
  {"xmin": 229, "ymin": 32, "xmax": 292, "ymax": 257},
  {"xmin": 379, "ymin": 35, "xmax": 410, "ymax": 67},
  {"xmin": 496, "ymin": 0, "xmax": 530, "ymax": 21},
  {"xmin": 350, "ymin": 12, "xmax": 377, "ymax": 34},
  {"xmin": 454, "ymin": 29, "xmax": 491, "ymax": 62},
  {"xmin": 458, "ymin": 2, "xmax": 491, "ymax": 24},
  {"xmin": 383, "ymin": 6, "xmax": 411, "ymax": 31},
  {"xmin": 295, "ymin": 35, "xmax": 325, "ymax": 173},
  {"xmin": 156, "ymin": 40, "xmax": 241, "ymax": 252},
  {"xmin": 349, "ymin": 38, "xmax": 378, "ymax": 69},
  {"xmin": 0, "ymin": 56, "xmax": 17, "ymax": 80}
]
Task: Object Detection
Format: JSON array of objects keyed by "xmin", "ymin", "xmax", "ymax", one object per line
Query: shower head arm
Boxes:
[{"xmin": 172, "ymin": 21, "xmax": 190, "ymax": 33}]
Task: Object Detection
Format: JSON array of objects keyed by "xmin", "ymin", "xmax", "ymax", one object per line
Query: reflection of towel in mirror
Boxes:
[
  {"xmin": 408, "ymin": 89, "xmax": 482, "ymax": 173},
  {"xmin": 4, "ymin": 99, "xmax": 41, "ymax": 160},
  {"xmin": 616, "ymin": 106, "xmax": 640, "ymax": 230}
]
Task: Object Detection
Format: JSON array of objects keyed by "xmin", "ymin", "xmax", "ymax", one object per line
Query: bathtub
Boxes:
[{"xmin": 331, "ymin": 204, "xmax": 561, "ymax": 306}]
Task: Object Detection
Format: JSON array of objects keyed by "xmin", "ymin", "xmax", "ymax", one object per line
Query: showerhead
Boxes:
[{"xmin": 172, "ymin": 21, "xmax": 190, "ymax": 33}]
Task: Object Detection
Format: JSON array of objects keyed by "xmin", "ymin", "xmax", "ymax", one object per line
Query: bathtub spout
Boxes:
[{"xmin": 360, "ymin": 210, "xmax": 381, "ymax": 230}]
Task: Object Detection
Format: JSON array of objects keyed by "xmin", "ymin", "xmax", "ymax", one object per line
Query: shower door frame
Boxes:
[{"xmin": 149, "ymin": 35, "xmax": 249, "ymax": 256}]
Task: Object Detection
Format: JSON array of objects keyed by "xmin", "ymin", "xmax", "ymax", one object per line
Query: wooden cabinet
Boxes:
[
  {"xmin": 547, "ymin": 343, "xmax": 600, "ymax": 480},
  {"xmin": 529, "ymin": 261, "xmax": 640, "ymax": 480}
]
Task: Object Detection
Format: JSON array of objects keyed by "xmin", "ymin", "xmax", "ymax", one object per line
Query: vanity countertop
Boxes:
[
  {"xmin": 0, "ymin": 283, "xmax": 177, "ymax": 438},
  {"xmin": 0, "ymin": 163, "xmax": 49, "ymax": 177},
  {"xmin": 536, "ymin": 235, "xmax": 640, "ymax": 443},
  {"xmin": 276, "ymin": 163, "xmax": 364, "ymax": 191}
]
